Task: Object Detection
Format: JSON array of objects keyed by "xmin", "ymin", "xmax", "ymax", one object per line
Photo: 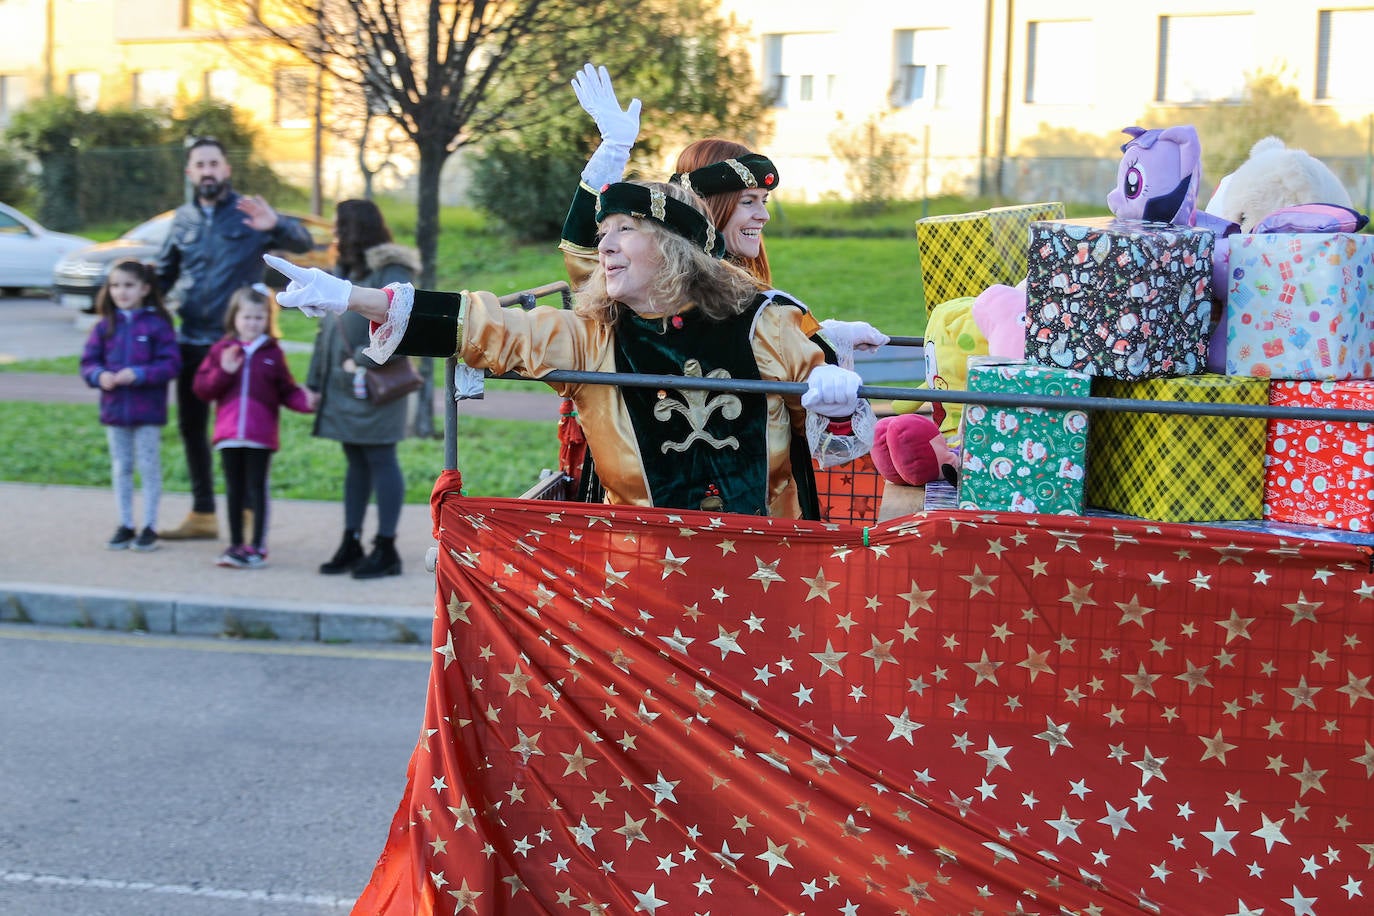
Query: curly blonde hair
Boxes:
[{"xmin": 574, "ymin": 180, "xmax": 762, "ymax": 328}]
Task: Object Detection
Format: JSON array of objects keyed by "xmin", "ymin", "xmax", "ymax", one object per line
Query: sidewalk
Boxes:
[
  {"xmin": 0, "ymin": 297, "xmax": 563, "ymax": 643},
  {"xmin": 0, "ymin": 482, "xmax": 445, "ymax": 642}
]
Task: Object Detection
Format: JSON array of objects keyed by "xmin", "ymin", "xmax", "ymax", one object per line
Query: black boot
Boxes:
[
  {"xmin": 352, "ymin": 535, "xmax": 402, "ymax": 579},
  {"xmin": 319, "ymin": 530, "xmax": 364, "ymax": 575}
]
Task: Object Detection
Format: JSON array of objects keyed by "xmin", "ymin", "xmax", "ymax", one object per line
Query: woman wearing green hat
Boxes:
[
  {"xmin": 266, "ymin": 181, "xmax": 872, "ymax": 518},
  {"xmin": 558, "ymin": 63, "xmax": 888, "ymax": 356}
]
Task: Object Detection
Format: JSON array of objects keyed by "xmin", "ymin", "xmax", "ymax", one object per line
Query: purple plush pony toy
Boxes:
[{"xmin": 1106, "ymin": 124, "xmax": 1237, "ymax": 366}]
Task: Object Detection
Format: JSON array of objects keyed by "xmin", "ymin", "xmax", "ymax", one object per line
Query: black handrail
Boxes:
[{"xmin": 490, "ymin": 368, "xmax": 1374, "ymax": 424}]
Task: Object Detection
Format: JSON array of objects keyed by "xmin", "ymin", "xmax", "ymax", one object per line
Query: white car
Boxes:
[{"xmin": 0, "ymin": 201, "xmax": 96, "ymax": 297}]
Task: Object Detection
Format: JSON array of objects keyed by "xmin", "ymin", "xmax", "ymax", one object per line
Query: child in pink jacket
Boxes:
[{"xmin": 193, "ymin": 284, "xmax": 317, "ymax": 568}]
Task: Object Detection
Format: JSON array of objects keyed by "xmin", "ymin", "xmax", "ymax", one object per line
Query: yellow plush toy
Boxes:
[{"xmin": 891, "ymin": 296, "xmax": 988, "ymax": 445}]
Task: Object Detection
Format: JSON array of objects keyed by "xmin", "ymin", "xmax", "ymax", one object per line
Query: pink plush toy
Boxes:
[
  {"xmin": 971, "ymin": 282, "xmax": 1027, "ymax": 360},
  {"xmin": 871, "ymin": 414, "xmax": 959, "ymax": 487}
]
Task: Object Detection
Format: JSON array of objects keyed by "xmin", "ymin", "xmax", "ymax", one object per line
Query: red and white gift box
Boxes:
[{"xmin": 1265, "ymin": 379, "xmax": 1374, "ymax": 530}]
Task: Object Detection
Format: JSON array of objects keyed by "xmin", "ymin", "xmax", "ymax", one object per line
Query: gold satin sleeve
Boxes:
[
  {"xmin": 750, "ymin": 304, "xmax": 832, "ymax": 517},
  {"xmin": 558, "ymin": 246, "xmax": 597, "ymax": 291},
  {"xmin": 459, "ymin": 294, "xmax": 653, "ymax": 507}
]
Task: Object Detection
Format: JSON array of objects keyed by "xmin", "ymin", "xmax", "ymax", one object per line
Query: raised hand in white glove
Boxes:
[
  {"xmin": 264, "ymin": 254, "xmax": 352, "ymax": 318},
  {"xmin": 801, "ymin": 363, "xmax": 862, "ymax": 418},
  {"xmin": 571, "ymin": 63, "xmax": 640, "ymax": 147},
  {"xmin": 820, "ymin": 319, "xmax": 890, "ymax": 353}
]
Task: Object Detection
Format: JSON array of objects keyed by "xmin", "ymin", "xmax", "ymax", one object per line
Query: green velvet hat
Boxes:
[
  {"xmin": 595, "ymin": 182, "xmax": 726, "ymax": 258},
  {"xmin": 669, "ymin": 153, "xmax": 780, "ymax": 198}
]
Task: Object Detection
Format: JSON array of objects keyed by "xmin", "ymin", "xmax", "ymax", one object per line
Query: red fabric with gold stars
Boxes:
[{"xmin": 354, "ymin": 469, "xmax": 1374, "ymax": 915}]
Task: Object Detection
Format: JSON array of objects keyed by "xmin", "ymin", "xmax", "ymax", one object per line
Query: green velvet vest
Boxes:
[{"xmin": 615, "ymin": 298, "xmax": 770, "ymax": 514}]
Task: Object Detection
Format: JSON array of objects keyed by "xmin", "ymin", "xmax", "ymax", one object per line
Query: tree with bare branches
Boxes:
[{"xmin": 221, "ymin": 0, "xmax": 765, "ymax": 435}]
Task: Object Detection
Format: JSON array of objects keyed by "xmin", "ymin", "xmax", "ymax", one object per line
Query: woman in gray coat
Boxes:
[{"xmin": 306, "ymin": 199, "xmax": 420, "ymax": 578}]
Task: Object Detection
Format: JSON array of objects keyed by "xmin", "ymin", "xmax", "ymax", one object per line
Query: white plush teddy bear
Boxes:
[{"xmin": 1204, "ymin": 136, "xmax": 1352, "ymax": 233}]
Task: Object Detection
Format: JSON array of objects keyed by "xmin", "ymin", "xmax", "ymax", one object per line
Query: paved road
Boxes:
[{"xmin": 0, "ymin": 625, "xmax": 429, "ymax": 916}]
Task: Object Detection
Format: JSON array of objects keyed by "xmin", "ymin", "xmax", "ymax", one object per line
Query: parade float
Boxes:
[{"xmin": 348, "ymin": 132, "xmax": 1374, "ymax": 915}]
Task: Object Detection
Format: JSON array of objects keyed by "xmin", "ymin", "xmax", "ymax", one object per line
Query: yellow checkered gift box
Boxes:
[
  {"xmin": 916, "ymin": 202, "xmax": 1065, "ymax": 314},
  {"xmin": 1087, "ymin": 374, "xmax": 1268, "ymax": 522},
  {"xmin": 915, "ymin": 212, "xmax": 996, "ymax": 311},
  {"xmin": 984, "ymin": 202, "xmax": 1065, "ymax": 282}
]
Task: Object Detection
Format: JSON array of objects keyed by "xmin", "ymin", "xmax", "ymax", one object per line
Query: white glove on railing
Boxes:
[
  {"xmin": 801, "ymin": 363, "xmax": 862, "ymax": 418},
  {"xmin": 265, "ymin": 255, "xmax": 351, "ymax": 318},
  {"xmin": 820, "ymin": 319, "xmax": 890, "ymax": 353},
  {"xmin": 454, "ymin": 363, "xmax": 485, "ymax": 401},
  {"xmin": 571, "ymin": 63, "xmax": 640, "ymax": 189}
]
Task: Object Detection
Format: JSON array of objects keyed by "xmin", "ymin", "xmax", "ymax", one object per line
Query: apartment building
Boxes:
[
  {"xmin": 0, "ymin": 0, "xmax": 334, "ymax": 190},
  {"xmin": 718, "ymin": 0, "xmax": 1374, "ymax": 201}
]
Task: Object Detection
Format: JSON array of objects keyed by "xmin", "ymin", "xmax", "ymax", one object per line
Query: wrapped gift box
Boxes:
[
  {"xmin": 1025, "ymin": 217, "xmax": 1213, "ymax": 380},
  {"xmin": 1265, "ymin": 379, "xmax": 1374, "ymax": 531},
  {"xmin": 957, "ymin": 359, "xmax": 1090, "ymax": 514},
  {"xmin": 916, "ymin": 212, "xmax": 998, "ymax": 312},
  {"xmin": 983, "ymin": 201, "xmax": 1066, "ymax": 286},
  {"xmin": 916, "ymin": 202, "xmax": 1064, "ymax": 313},
  {"xmin": 1225, "ymin": 233, "xmax": 1374, "ymax": 379},
  {"xmin": 1088, "ymin": 374, "xmax": 1268, "ymax": 522}
]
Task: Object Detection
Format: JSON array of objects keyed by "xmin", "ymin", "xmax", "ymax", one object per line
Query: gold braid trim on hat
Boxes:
[
  {"xmin": 724, "ymin": 158, "xmax": 758, "ymax": 188},
  {"xmin": 703, "ymin": 223, "xmax": 717, "ymax": 256},
  {"xmin": 674, "ymin": 173, "xmax": 696, "ymax": 196},
  {"xmin": 649, "ymin": 187, "xmax": 667, "ymax": 222}
]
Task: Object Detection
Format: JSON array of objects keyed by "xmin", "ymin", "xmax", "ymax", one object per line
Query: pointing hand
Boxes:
[{"xmin": 264, "ymin": 254, "xmax": 351, "ymax": 318}]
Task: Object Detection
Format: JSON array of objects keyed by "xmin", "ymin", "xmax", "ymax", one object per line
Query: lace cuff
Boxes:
[
  {"xmin": 806, "ymin": 398, "xmax": 877, "ymax": 468},
  {"xmin": 363, "ymin": 283, "xmax": 415, "ymax": 363}
]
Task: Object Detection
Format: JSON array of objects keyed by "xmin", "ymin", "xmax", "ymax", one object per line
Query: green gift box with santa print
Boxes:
[{"xmin": 956, "ymin": 359, "xmax": 1091, "ymax": 514}]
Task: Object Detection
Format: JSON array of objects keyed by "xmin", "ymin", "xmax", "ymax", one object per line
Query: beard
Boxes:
[{"xmin": 196, "ymin": 177, "xmax": 228, "ymax": 202}]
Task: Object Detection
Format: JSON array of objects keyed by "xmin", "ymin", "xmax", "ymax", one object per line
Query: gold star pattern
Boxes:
[{"xmin": 379, "ymin": 496, "xmax": 1374, "ymax": 915}]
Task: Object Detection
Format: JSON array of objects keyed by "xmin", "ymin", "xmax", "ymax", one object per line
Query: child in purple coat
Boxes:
[
  {"xmin": 193, "ymin": 284, "xmax": 317, "ymax": 568},
  {"xmin": 79, "ymin": 260, "xmax": 181, "ymax": 551}
]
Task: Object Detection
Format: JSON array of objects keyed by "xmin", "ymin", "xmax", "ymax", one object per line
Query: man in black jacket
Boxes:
[{"xmin": 155, "ymin": 137, "xmax": 314, "ymax": 540}]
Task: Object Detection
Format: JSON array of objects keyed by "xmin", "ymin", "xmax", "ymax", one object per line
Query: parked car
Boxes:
[
  {"xmin": 52, "ymin": 209, "xmax": 335, "ymax": 312},
  {"xmin": 0, "ymin": 202, "xmax": 97, "ymax": 297}
]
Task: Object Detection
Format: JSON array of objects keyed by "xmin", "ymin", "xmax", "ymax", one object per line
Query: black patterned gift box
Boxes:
[
  {"xmin": 1025, "ymin": 217, "xmax": 1214, "ymax": 380},
  {"xmin": 1087, "ymin": 373, "xmax": 1267, "ymax": 522}
]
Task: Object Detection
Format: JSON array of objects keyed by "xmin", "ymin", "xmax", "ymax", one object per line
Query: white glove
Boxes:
[
  {"xmin": 571, "ymin": 63, "xmax": 640, "ymax": 147},
  {"xmin": 571, "ymin": 64, "xmax": 640, "ymax": 190},
  {"xmin": 821, "ymin": 319, "xmax": 890, "ymax": 353},
  {"xmin": 265, "ymin": 254, "xmax": 352, "ymax": 318},
  {"xmin": 454, "ymin": 363, "xmax": 485, "ymax": 401},
  {"xmin": 801, "ymin": 364, "xmax": 862, "ymax": 418}
]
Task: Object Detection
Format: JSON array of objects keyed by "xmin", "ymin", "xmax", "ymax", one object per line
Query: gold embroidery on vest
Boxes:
[{"xmin": 655, "ymin": 359, "xmax": 742, "ymax": 453}]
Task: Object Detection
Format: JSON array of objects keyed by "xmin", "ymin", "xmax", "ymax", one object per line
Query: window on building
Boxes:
[
  {"xmin": 0, "ymin": 75, "xmax": 28, "ymax": 128},
  {"xmin": 274, "ymin": 68, "xmax": 313, "ymax": 128},
  {"xmin": 68, "ymin": 72, "xmax": 101, "ymax": 112},
  {"xmin": 762, "ymin": 32, "xmax": 838, "ymax": 108},
  {"xmin": 1317, "ymin": 8, "xmax": 1374, "ymax": 101},
  {"xmin": 1156, "ymin": 13, "xmax": 1253, "ymax": 103},
  {"xmin": 1025, "ymin": 20, "xmax": 1091, "ymax": 104},
  {"xmin": 892, "ymin": 28, "xmax": 949, "ymax": 108},
  {"xmin": 204, "ymin": 69, "xmax": 238, "ymax": 103},
  {"xmin": 132, "ymin": 69, "xmax": 179, "ymax": 109}
]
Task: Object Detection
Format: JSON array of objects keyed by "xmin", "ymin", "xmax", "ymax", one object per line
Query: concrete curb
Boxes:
[{"xmin": 0, "ymin": 582, "xmax": 435, "ymax": 645}]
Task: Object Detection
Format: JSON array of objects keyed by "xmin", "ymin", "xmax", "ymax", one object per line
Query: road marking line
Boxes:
[
  {"xmin": 0, "ymin": 625, "xmax": 429, "ymax": 662},
  {"xmin": 2, "ymin": 869, "xmax": 352, "ymax": 909}
]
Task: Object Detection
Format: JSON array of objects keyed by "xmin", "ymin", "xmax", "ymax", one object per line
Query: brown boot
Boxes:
[{"xmin": 160, "ymin": 511, "xmax": 219, "ymax": 540}]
